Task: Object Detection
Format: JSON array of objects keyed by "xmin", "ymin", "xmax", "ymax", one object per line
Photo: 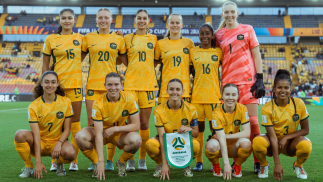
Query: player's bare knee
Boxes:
[
  {"xmin": 237, "ymin": 138, "xmax": 251, "ymax": 149},
  {"xmin": 75, "ymin": 131, "xmax": 87, "ymax": 149},
  {"xmin": 206, "ymin": 141, "xmax": 220, "ymax": 153},
  {"xmin": 61, "ymin": 144, "xmax": 76, "ymax": 161},
  {"xmin": 14, "ymin": 130, "xmax": 27, "ymax": 142}
]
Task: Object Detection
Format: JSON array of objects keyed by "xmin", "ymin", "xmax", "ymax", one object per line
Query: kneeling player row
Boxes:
[{"xmin": 14, "ymin": 70, "xmax": 311, "ymax": 180}]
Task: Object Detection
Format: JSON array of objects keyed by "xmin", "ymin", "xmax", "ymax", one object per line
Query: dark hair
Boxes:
[
  {"xmin": 56, "ymin": 8, "xmax": 75, "ymax": 34},
  {"xmin": 199, "ymin": 23, "xmax": 216, "ymax": 48},
  {"xmin": 33, "ymin": 71, "xmax": 65, "ymax": 99},
  {"xmin": 167, "ymin": 78, "xmax": 183, "ymax": 89},
  {"xmin": 105, "ymin": 72, "xmax": 124, "ymax": 83},
  {"xmin": 131, "ymin": 9, "xmax": 150, "ymax": 45},
  {"xmin": 221, "ymin": 83, "xmax": 239, "ymax": 95}
]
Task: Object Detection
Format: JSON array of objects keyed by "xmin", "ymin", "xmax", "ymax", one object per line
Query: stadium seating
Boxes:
[
  {"xmin": 290, "ymin": 15, "xmax": 323, "ymax": 28},
  {"xmin": 212, "ymin": 15, "xmax": 285, "ymax": 28},
  {"xmin": 259, "ymin": 45, "xmax": 286, "ymax": 57},
  {"xmin": 4, "ymin": 14, "xmax": 62, "ymax": 27}
]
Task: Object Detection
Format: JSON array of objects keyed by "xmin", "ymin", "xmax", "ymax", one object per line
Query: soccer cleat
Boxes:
[
  {"xmin": 153, "ymin": 164, "xmax": 163, "ymax": 177},
  {"xmin": 56, "ymin": 164, "xmax": 66, "ymax": 176},
  {"xmin": 126, "ymin": 159, "xmax": 135, "ymax": 172},
  {"xmin": 116, "ymin": 160, "xmax": 127, "ymax": 176},
  {"xmin": 50, "ymin": 160, "xmax": 57, "ymax": 171},
  {"xmin": 231, "ymin": 162, "xmax": 235, "ymax": 173},
  {"xmin": 19, "ymin": 167, "xmax": 34, "ymax": 178},
  {"xmin": 232, "ymin": 164, "xmax": 242, "ymax": 177},
  {"xmin": 105, "ymin": 160, "xmax": 114, "ymax": 171},
  {"xmin": 69, "ymin": 162, "xmax": 78, "ymax": 171},
  {"xmin": 92, "ymin": 163, "xmax": 98, "ymax": 178},
  {"xmin": 258, "ymin": 165, "xmax": 269, "ymax": 178},
  {"xmin": 193, "ymin": 162, "xmax": 204, "ymax": 171},
  {"xmin": 212, "ymin": 163, "xmax": 223, "ymax": 177},
  {"xmin": 184, "ymin": 166, "xmax": 193, "ymax": 177},
  {"xmin": 138, "ymin": 159, "xmax": 147, "ymax": 171},
  {"xmin": 293, "ymin": 162, "xmax": 307, "ymax": 179},
  {"xmin": 254, "ymin": 162, "xmax": 261, "ymax": 174},
  {"xmin": 88, "ymin": 163, "xmax": 95, "ymax": 171}
]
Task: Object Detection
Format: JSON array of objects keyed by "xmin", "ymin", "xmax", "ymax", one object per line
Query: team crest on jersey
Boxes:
[
  {"xmin": 73, "ymin": 40, "xmax": 80, "ymax": 46},
  {"xmin": 110, "ymin": 43, "xmax": 117, "ymax": 49},
  {"xmin": 292, "ymin": 114, "xmax": 299, "ymax": 122},
  {"xmin": 122, "ymin": 110, "xmax": 129, "ymax": 117},
  {"xmin": 234, "ymin": 120, "xmax": 241, "ymax": 126},
  {"xmin": 237, "ymin": 34, "xmax": 244, "ymax": 40},
  {"xmin": 183, "ymin": 48, "xmax": 189, "ymax": 54},
  {"xmin": 211, "ymin": 55, "xmax": 218, "ymax": 61},
  {"xmin": 87, "ymin": 90, "xmax": 94, "ymax": 96},
  {"xmin": 181, "ymin": 118, "xmax": 189, "ymax": 125},
  {"xmin": 147, "ymin": 42, "xmax": 153, "ymax": 49},
  {"xmin": 56, "ymin": 111, "xmax": 64, "ymax": 119}
]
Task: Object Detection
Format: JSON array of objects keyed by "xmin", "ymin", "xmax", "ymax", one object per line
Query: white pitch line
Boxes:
[{"xmin": 0, "ymin": 107, "xmax": 27, "ymax": 113}]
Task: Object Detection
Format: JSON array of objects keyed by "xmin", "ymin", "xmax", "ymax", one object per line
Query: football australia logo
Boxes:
[
  {"xmin": 87, "ymin": 90, "xmax": 94, "ymax": 96},
  {"xmin": 211, "ymin": 55, "xmax": 218, "ymax": 61},
  {"xmin": 181, "ymin": 118, "xmax": 188, "ymax": 125},
  {"xmin": 56, "ymin": 111, "xmax": 64, "ymax": 119},
  {"xmin": 237, "ymin": 34, "xmax": 244, "ymax": 40},
  {"xmin": 172, "ymin": 137, "xmax": 185, "ymax": 150},
  {"xmin": 122, "ymin": 110, "xmax": 129, "ymax": 117},
  {"xmin": 292, "ymin": 114, "xmax": 299, "ymax": 122},
  {"xmin": 73, "ymin": 40, "xmax": 80, "ymax": 46},
  {"xmin": 147, "ymin": 42, "xmax": 153, "ymax": 49},
  {"xmin": 183, "ymin": 48, "xmax": 189, "ymax": 54},
  {"xmin": 234, "ymin": 120, "xmax": 241, "ymax": 126},
  {"xmin": 110, "ymin": 43, "xmax": 117, "ymax": 49}
]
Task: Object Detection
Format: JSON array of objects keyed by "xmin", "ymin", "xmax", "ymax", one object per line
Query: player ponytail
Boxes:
[
  {"xmin": 167, "ymin": 78, "xmax": 183, "ymax": 90},
  {"xmin": 165, "ymin": 13, "xmax": 183, "ymax": 38},
  {"xmin": 56, "ymin": 8, "xmax": 75, "ymax": 34},
  {"xmin": 131, "ymin": 9, "xmax": 150, "ymax": 46},
  {"xmin": 215, "ymin": 1, "xmax": 239, "ymax": 33},
  {"xmin": 199, "ymin": 23, "xmax": 216, "ymax": 48},
  {"xmin": 33, "ymin": 71, "xmax": 65, "ymax": 99}
]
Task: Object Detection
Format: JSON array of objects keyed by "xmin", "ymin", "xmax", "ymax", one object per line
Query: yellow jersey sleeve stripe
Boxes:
[
  {"xmin": 92, "ymin": 117, "xmax": 102, "ymax": 122},
  {"xmin": 214, "ymin": 128, "xmax": 224, "ymax": 131},
  {"xmin": 129, "ymin": 111, "xmax": 139, "ymax": 116},
  {"xmin": 156, "ymin": 125, "xmax": 164, "ymax": 127},
  {"xmin": 29, "ymin": 121, "xmax": 38, "ymax": 123},
  {"xmin": 262, "ymin": 125, "xmax": 273, "ymax": 127},
  {"xmin": 300, "ymin": 115, "xmax": 309, "ymax": 121},
  {"xmin": 65, "ymin": 115, "xmax": 74, "ymax": 118},
  {"xmin": 42, "ymin": 52, "xmax": 51, "ymax": 56},
  {"xmin": 241, "ymin": 120, "xmax": 250, "ymax": 125}
]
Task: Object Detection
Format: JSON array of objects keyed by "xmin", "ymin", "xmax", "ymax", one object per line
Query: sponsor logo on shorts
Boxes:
[
  {"xmin": 73, "ymin": 40, "xmax": 80, "ymax": 46},
  {"xmin": 110, "ymin": 43, "xmax": 117, "ymax": 49},
  {"xmin": 211, "ymin": 55, "xmax": 218, "ymax": 61},
  {"xmin": 87, "ymin": 90, "xmax": 94, "ymax": 96},
  {"xmin": 122, "ymin": 110, "xmax": 129, "ymax": 117},
  {"xmin": 183, "ymin": 48, "xmax": 189, "ymax": 54},
  {"xmin": 237, "ymin": 34, "xmax": 244, "ymax": 40},
  {"xmin": 234, "ymin": 120, "xmax": 241, "ymax": 126},
  {"xmin": 56, "ymin": 111, "xmax": 64, "ymax": 119},
  {"xmin": 147, "ymin": 42, "xmax": 153, "ymax": 49},
  {"xmin": 181, "ymin": 118, "xmax": 188, "ymax": 125}
]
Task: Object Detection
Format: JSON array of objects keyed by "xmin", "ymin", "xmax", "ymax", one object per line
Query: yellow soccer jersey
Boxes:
[
  {"xmin": 91, "ymin": 91, "xmax": 139, "ymax": 132},
  {"xmin": 154, "ymin": 101, "xmax": 198, "ymax": 133},
  {"xmin": 211, "ymin": 103, "xmax": 250, "ymax": 135},
  {"xmin": 154, "ymin": 37, "xmax": 195, "ymax": 98},
  {"xmin": 42, "ymin": 32, "xmax": 83, "ymax": 89},
  {"xmin": 261, "ymin": 97, "xmax": 309, "ymax": 140},
  {"xmin": 123, "ymin": 33, "xmax": 158, "ymax": 91},
  {"xmin": 28, "ymin": 95, "xmax": 74, "ymax": 141},
  {"xmin": 82, "ymin": 31, "xmax": 126, "ymax": 91},
  {"xmin": 190, "ymin": 46, "xmax": 223, "ymax": 104}
]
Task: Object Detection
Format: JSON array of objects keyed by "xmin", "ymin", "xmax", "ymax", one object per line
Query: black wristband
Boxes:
[
  {"xmin": 58, "ymin": 140, "xmax": 63, "ymax": 144},
  {"xmin": 256, "ymin": 73, "xmax": 263, "ymax": 79}
]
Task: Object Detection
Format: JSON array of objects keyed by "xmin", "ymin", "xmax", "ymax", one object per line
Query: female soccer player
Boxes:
[
  {"xmin": 154, "ymin": 13, "xmax": 195, "ymax": 105},
  {"xmin": 75, "ymin": 72, "xmax": 142, "ymax": 179},
  {"xmin": 42, "ymin": 8, "xmax": 83, "ymax": 171},
  {"xmin": 214, "ymin": 1, "xmax": 266, "ymax": 173},
  {"xmin": 190, "ymin": 24, "xmax": 223, "ymax": 171},
  {"xmin": 205, "ymin": 83, "xmax": 252, "ymax": 179},
  {"xmin": 145, "ymin": 79, "xmax": 200, "ymax": 179},
  {"xmin": 81, "ymin": 8, "xmax": 126, "ymax": 171},
  {"xmin": 14, "ymin": 71, "xmax": 76, "ymax": 179},
  {"xmin": 121, "ymin": 9, "xmax": 158, "ymax": 171},
  {"xmin": 253, "ymin": 69, "xmax": 311, "ymax": 180}
]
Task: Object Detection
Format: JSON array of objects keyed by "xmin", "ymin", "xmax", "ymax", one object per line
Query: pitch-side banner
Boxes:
[{"xmin": 163, "ymin": 131, "xmax": 193, "ymax": 169}]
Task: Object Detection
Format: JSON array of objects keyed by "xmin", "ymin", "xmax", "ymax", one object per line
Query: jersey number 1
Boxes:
[{"xmin": 229, "ymin": 44, "xmax": 232, "ymax": 54}]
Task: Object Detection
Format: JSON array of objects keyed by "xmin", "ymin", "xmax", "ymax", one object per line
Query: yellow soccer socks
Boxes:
[
  {"xmin": 196, "ymin": 132, "xmax": 204, "ymax": 163},
  {"xmin": 71, "ymin": 121, "xmax": 81, "ymax": 164},
  {"xmin": 146, "ymin": 139, "xmax": 162, "ymax": 165},
  {"xmin": 14, "ymin": 141, "xmax": 33, "ymax": 168},
  {"xmin": 252, "ymin": 136, "xmax": 269, "ymax": 166},
  {"xmin": 107, "ymin": 143, "xmax": 116, "ymax": 161},
  {"xmin": 139, "ymin": 129, "xmax": 150, "ymax": 160},
  {"xmin": 295, "ymin": 140, "xmax": 312, "ymax": 167}
]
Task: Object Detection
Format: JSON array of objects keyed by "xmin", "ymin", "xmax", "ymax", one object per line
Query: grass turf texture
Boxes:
[{"xmin": 0, "ymin": 102, "xmax": 321, "ymax": 182}]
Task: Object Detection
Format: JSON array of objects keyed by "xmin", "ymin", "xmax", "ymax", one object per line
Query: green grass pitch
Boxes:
[{"xmin": 0, "ymin": 102, "xmax": 322, "ymax": 181}]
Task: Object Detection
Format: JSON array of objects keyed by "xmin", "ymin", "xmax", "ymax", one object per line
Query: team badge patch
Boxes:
[
  {"xmin": 211, "ymin": 55, "xmax": 218, "ymax": 61},
  {"xmin": 110, "ymin": 43, "xmax": 117, "ymax": 49},
  {"xmin": 181, "ymin": 118, "xmax": 189, "ymax": 125},
  {"xmin": 292, "ymin": 114, "xmax": 299, "ymax": 122},
  {"xmin": 234, "ymin": 120, "xmax": 241, "ymax": 126},
  {"xmin": 87, "ymin": 90, "xmax": 94, "ymax": 96},
  {"xmin": 147, "ymin": 42, "xmax": 153, "ymax": 49},
  {"xmin": 56, "ymin": 111, "xmax": 64, "ymax": 119},
  {"xmin": 237, "ymin": 34, "xmax": 244, "ymax": 40},
  {"xmin": 73, "ymin": 40, "xmax": 80, "ymax": 46},
  {"xmin": 122, "ymin": 110, "xmax": 129, "ymax": 117},
  {"xmin": 183, "ymin": 48, "xmax": 189, "ymax": 54}
]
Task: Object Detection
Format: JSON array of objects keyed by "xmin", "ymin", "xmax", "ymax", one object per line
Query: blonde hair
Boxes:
[
  {"xmin": 164, "ymin": 13, "xmax": 183, "ymax": 38},
  {"xmin": 96, "ymin": 8, "xmax": 113, "ymax": 19},
  {"xmin": 215, "ymin": 1, "xmax": 238, "ymax": 33}
]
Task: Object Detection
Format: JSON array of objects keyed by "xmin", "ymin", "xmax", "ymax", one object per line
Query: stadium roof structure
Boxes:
[{"xmin": 1, "ymin": 0, "xmax": 323, "ymax": 8}]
